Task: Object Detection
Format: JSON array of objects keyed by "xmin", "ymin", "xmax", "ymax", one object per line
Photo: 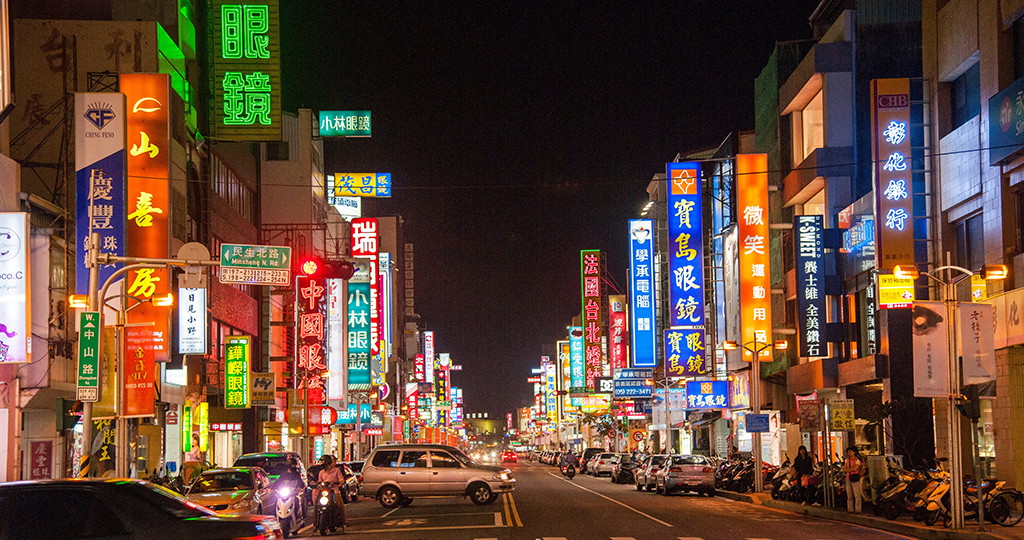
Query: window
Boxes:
[
  {"xmin": 430, "ymin": 451, "xmax": 460, "ymax": 468},
  {"xmin": 211, "ymin": 154, "xmax": 257, "ymax": 225},
  {"xmin": 266, "ymin": 141, "xmax": 290, "ymax": 161},
  {"xmin": 954, "ymin": 214, "xmax": 985, "ymax": 271},
  {"xmin": 792, "ymin": 89, "xmax": 824, "ymax": 164},
  {"xmin": 371, "ymin": 450, "xmax": 400, "ymax": 468},
  {"xmin": 400, "ymin": 451, "xmax": 428, "ymax": 468},
  {"xmin": 950, "ymin": 62, "xmax": 980, "ymax": 132}
]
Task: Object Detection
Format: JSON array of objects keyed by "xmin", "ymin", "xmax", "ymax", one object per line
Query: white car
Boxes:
[
  {"xmin": 589, "ymin": 453, "xmax": 618, "ymax": 477},
  {"xmin": 654, "ymin": 455, "xmax": 716, "ymax": 497}
]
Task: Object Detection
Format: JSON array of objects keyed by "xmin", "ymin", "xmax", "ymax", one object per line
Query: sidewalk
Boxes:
[{"xmin": 714, "ymin": 490, "xmax": 1024, "ymax": 540}]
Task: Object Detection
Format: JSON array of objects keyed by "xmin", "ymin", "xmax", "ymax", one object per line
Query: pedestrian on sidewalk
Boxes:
[
  {"xmin": 843, "ymin": 447, "xmax": 864, "ymax": 514},
  {"xmin": 793, "ymin": 445, "xmax": 814, "ymax": 504}
]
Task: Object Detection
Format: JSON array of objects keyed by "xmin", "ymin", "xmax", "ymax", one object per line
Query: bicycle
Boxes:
[{"xmin": 987, "ymin": 488, "xmax": 1024, "ymax": 527}]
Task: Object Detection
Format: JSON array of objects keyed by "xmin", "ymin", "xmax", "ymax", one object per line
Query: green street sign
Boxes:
[
  {"xmin": 77, "ymin": 311, "xmax": 101, "ymax": 402},
  {"xmin": 219, "ymin": 243, "xmax": 291, "ymax": 285}
]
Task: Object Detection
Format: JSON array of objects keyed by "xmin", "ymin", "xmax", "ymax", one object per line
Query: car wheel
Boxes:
[
  {"xmin": 706, "ymin": 489, "xmax": 716, "ymax": 497},
  {"xmin": 469, "ymin": 483, "xmax": 493, "ymax": 505},
  {"xmin": 378, "ymin": 486, "xmax": 402, "ymax": 509},
  {"xmin": 636, "ymin": 481, "xmax": 642, "ymax": 491}
]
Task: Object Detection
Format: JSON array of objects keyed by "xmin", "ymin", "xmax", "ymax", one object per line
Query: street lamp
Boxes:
[
  {"xmin": 722, "ymin": 338, "xmax": 787, "ymax": 494},
  {"xmin": 891, "ymin": 262, "xmax": 1006, "ymax": 529}
]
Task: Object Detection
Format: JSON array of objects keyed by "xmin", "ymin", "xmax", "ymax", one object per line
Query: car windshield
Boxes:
[
  {"xmin": 130, "ymin": 482, "xmax": 215, "ymax": 519},
  {"xmin": 235, "ymin": 455, "xmax": 289, "ymax": 476},
  {"xmin": 673, "ymin": 455, "xmax": 707, "ymax": 465},
  {"xmin": 650, "ymin": 456, "xmax": 667, "ymax": 466},
  {"xmin": 449, "ymin": 448, "xmax": 478, "ymax": 466},
  {"xmin": 347, "ymin": 462, "xmax": 364, "ymax": 472},
  {"xmin": 190, "ymin": 471, "xmax": 253, "ymax": 493}
]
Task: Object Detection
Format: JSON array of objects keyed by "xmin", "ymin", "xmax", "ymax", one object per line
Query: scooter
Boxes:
[
  {"xmin": 275, "ymin": 486, "xmax": 302, "ymax": 538},
  {"xmin": 562, "ymin": 463, "xmax": 577, "ymax": 479},
  {"xmin": 314, "ymin": 482, "xmax": 343, "ymax": 535}
]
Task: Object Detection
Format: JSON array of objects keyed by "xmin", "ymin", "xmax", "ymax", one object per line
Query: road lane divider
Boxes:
[
  {"xmin": 503, "ymin": 492, "xmax": 523, "ymax": 527},
  {"xmin": 548, "ymin": 472, "xmax": 674, "ymax": 528},
  {"xmin": 502, "ymin": 494, "xmax": 511, "ymax": 526}
]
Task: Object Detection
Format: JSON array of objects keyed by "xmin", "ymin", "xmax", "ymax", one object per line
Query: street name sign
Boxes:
[
  {"xmin": 77, "ymin": 311, "xmax": 101, "ymax": 402},
  {"xmin": 219, "ymin": 244, "xmax": 291, "ymax": 286}
]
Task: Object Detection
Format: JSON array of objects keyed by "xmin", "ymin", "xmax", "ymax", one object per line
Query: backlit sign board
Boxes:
[
  {"xmin": 351, "ymin": 218, "xmax": 380, "ymax": 363},
  {"xmin": 569, "ymin": 326, "xmax": 585, "ymax": 399},
  {"xmin": 319, "ymin": 110, "xmax": 371, "ymax": 137},
  {"xmin": 795, "ymin": 215, "xmax": 826, "ymax": 357},
  {"xmin": 666, "ymin": 162, "xmax": 705, "ymax": 327},
  {"xmin": 878, "ymin": 274, "xmax": 915, "ymax": 308},
  {"xmin": 736, "ymin": 154, "xmax": 772, "ymax": 360},
  {"xmin": 871, "ymin": 78, "xmax": 914, "ymax": 271},
  {"xmin": 297, "ymin": 272, "xmax": 328, "ymax": 398},
  {"xmin": 580, "ymin": 250, "xmax": 603, "ymax": 391},
  {"xmin": 347, "ymin": 260, "xmax": 372, "ymax": 390},
  {"xmin": 609, "ymin": 295, "xmax": 627, "ymax": 370},
  {"xmin": 178, "ymin": 287, "xmax": 208, "ymax": 355},
  {"xmin": 333, "ymin": 173, "xmax": 391, "ymax": 198},
  {"xmin": 224, "ymin": 336, "xmax": 250, "ymax": 409},
  {"xmin": 664, "ymin": 328, "xmax": 709, "ymax": 377},
  {"xmin": 684, "ymin": 380, "xmax": 729, "ymax": 409},
  {"xmin": 629, "ymin": 220, "xmax": 656, "ymax": 367},
  {"xmin": 0, "ymin": 213, "xmax": 29, "ymax": 364}
]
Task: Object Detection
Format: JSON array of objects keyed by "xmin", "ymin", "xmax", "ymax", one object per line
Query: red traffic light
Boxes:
[
  {"xmin": 300, "ymin": 259, "xmax": 320, "ymax": 276},
  {"xmin": 299, "ymin": 258, "xmax": 356, "ymax": 280}
]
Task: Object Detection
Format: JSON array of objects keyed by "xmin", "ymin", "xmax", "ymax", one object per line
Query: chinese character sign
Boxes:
[
  {"xmin": 664, "ymin": 328, "xmax": 708, "ymax": 377},
  {"xmin": 327, "ymin": 278, "xmax": 347, "ymax": 402},
  {"xmin": 960, "ymin": 302, "xmax": 996, "ymax": 385},
  {"xmin": 351, "ymin": 218, "xmax": 380, "ymax": 362},
  {"xmin": 296, "ymin": 274, "xmax": 328, "ymax": 397},
  {"xmin": 29, "ymin": 441, "xmax": 52, "ymax": 480},
  {"xmin": 424, "ymin": 331, "xmax": 435, "ymax": 383},
  {"xmin": 77, "ymin": 311, "xmax": 101, "ymax": 401},
  {"xmin": 74, "ymin": 93, "xmax": 126, "ymax": 294},
  {"xmin": 569, "ymin": 326, "xmax": 585, "ymax": 399},
  {"xmin": 684, "ymin": 380, "xmax": 729, "ymax": 409},
  {"xmin": 121, "ymin": 73, "xmax": 171, "ymax": 363},
  {"xmin": 608, "ymin": 295, "xmax": 627, "ymax": 370},
  {"xmin": 795, "ymin": 215, "xmax": 826, "ymax": 358},
  {"xmin": 544, "ymin": 359, "xmax": 558, "ymax": 423},
  {"xmin": 666, "ymin": 162, "xmax": 705, "ymax": 327},
  {"xmin": 333, "ymin": 173, "xmax": 392, "ymax": 198},
  {"xmin": 629, "ymin": 220, "xmax": 656, "ymax": 367},
  {"xmin": 212, "ymin": 0, "xmax": 282, "ymax": 140},
  {"xmin": 912, "ymin": 301, "xmax": 950, "ymax": 397},
  {"xmin": 559, "ymin": 340, "xmax": 574, "ymax": 413},
  {"xmin": 224, "ymin": 336, "xmax": 250, "ymax": 409},
  {"xmin": 871, "ymin": 78, "xmax": 914, "ymax": 271},
  {"xmin": 347, "ymin": 260, "xmax": 372, "ymax": 390},
  {"xmin": 123, "ymin": 326, "xmax": 157, "ymax": 417},
  {"xmin": 580, "ymin": 250, "xmax": 604, "ymax": 391},
  {"xmin": 178, "ymin": 287, "xmax": 208, "ymax": 355},
  {"xmin": 319, "ymin": 111, "xmax": 372, "ymax": 137},
  {"xmin": 736, "ymin": 154, "xmax": 772, "ymax": 360}
]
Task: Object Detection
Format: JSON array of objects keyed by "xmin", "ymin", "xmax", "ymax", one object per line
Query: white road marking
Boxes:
[
  {"xmin": 610, "ymin": 537, "xmax": 638, "ymax": 540},
  {"xmin": 678, "ymin": 537, "xmax": 707, "ymax": 540},
  {"xmin": 540, "ymin": 538, "xmax": 569, "ymax": 540},
  {"xmin": 494, "ymin": 511, "xmax": 503, "ymax": 526},
  {"xmin": 381, "ymin": 507, "xmax": 399, "ymax": 517},
  {"xmin": 548, "ymin": 472, "xmax": 674, "ymax": 527}
]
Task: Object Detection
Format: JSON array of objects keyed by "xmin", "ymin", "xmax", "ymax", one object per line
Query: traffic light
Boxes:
[
  {"xmin": 298, "ymin": 258, "xmax": 355, "ymax": 280},
  {"xmin": 56, "ymin": 398, "xmax": 81, "ymax": 431},
  {"xmin": 959, "ymin": 384, "xmax": 982, "ymax": 421}
]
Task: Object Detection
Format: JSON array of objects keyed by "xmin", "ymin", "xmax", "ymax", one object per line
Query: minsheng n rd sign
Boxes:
[{"xmin": 219, "ymin": 243, "xmax": 291, "ymax": 285}]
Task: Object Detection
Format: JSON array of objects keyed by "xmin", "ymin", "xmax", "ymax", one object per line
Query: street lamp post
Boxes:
[
  {"xmin": 723, "ymin": 339, "xmax": 783, "ymax": 494},
  {"xmin": 893, "ymin": 262, "xmax": 1007, "ymax": 530}
]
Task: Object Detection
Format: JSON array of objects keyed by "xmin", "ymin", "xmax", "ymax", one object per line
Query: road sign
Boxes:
[
  {"xmin": 830, "ymin": 399, "xmax": 855, "ymax": 431},
  {"xmin": 219, "ymin": 244, "xmax": 292, "ymax": 286},
  {"xmin": 745, "ymin": 413, "xmax": 770, "ymax": 433},
  {"xmin": 76, "ymin": 311, "xmax": 101, "ymax": 402}
]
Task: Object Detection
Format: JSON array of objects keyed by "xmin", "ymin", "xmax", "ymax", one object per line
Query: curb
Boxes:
[{"xmin": 714, "ymin": 491, "xmax": 1017, "ymax": 540}]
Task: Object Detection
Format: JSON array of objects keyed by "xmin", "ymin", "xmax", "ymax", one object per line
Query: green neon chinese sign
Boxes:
[
  {"xmin": 224, "ymin": 336, "xmax": 251, "ymax": 409},
  {"xmin": 212, "ymin": 0, "xmax": 281, "ymax": 140},
  {"xmin": 319, "ymin": 111, "xmax": 372, "ymax": 137}
]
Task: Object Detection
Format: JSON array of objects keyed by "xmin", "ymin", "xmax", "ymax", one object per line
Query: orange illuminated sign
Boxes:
[
  {"xmin": 871, "ymin": 78, "xmax": 914, "ymax": 271},
  {"xmin": 736, "ymin": 154, "xmax": 772, "ymax": 360},
  {"xmin": 121, "ymin": 73, "xmax": 171, "ymax": 363}
]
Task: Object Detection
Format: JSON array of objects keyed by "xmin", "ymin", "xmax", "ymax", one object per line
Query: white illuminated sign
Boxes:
[
  {"xmin": 177, "ymin": 287, "xmax": 207, "ymax": 355},
  {"xmin": 0, "ymin": 213, "xmax": 29, "ymax": 363}
]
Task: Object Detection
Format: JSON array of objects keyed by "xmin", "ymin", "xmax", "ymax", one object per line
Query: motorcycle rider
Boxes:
[
  {"xmin": 272, "ymin": 457, "xmax": 307, "ymax": 519},
  {"xmin": 560, "ymin": 450, "xmax": 579, "ymax": 474},
  {"xmin": 317, "ymin": 455, "xmax": 347, "ymax": 533}
]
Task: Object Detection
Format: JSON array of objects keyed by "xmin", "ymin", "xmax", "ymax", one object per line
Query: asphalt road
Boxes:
[{"xmin": 293, "ymin": 460, "xmax": 905, "ymax": 540}]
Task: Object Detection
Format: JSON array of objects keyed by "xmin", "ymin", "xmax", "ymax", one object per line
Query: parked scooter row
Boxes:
[{"xmin": 715, "ymin": 456, "xmax": 780, "ymax": 494}]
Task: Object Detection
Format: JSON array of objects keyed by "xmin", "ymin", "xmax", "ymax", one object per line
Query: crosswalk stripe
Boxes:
[
  {"xmin": 610, "ymin": 537, "xmax": 637, "ymax": 540},
  {"xmin": 678, "ymin": 537, "xmax": 706, "ymax": 540},
  {"xmin": 540, "ymin": 537, "xmax": 569, "ymax": 540}
]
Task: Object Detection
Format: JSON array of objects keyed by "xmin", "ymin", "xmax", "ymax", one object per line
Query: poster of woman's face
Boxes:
[{"xmin": 912, "ymin": 304, "xmax": 944, "ymax": 336}]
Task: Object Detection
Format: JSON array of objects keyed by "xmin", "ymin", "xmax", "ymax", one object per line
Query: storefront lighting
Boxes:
[{"xmin": 892, "ymin": 265, "xmax": 919, "ymax": 280}]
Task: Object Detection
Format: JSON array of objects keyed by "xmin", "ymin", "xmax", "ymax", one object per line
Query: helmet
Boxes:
[{"xmin": 287, "ymin": 457, "xmax": 299, "ymax": 467}]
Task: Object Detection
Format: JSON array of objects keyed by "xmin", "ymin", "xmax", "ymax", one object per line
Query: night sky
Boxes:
[{"xmin": 281, "ymin": 1, "xmax": 821, "ymax": 418}]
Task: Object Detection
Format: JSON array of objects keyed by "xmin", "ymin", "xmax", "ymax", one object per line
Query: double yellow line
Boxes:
[{"xmin": 501, "ymin": 492, "xmax": 523, "ymax": 527}]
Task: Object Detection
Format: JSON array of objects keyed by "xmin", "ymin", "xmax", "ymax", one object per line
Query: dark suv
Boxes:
[
  {"xmin": 580, "ymin": 447, "xmax": 606, "ymax": 473},
  {"xmin": 233, "ymin": 451, "xmax": 307, "ymax": 481}
]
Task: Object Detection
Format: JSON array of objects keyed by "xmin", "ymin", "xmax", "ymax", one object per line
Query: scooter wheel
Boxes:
[
  {"xmin": 883, "ymin": 502, "xmax": 902, "ymax": 520},
  {"xmin": 913, "ymin": 506, "xmax": 927, "ymax": 522},
  {"xmin": 280, "ymin": 517, "xmax": 290, "ymax": 539},
  {"xmin": 924, "ymin": 509, "xmax": 940, "ymax": 526}
]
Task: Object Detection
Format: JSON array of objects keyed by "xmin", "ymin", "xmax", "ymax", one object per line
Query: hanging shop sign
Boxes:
[
  {"xmin": 424, "ymin": 330, "xmax": 435, "ymax": 383},
  {"xmin": 77, "ymin": 311, "xmax": 101, "ymax": 402},
  {"xmin": 544, "ymin": 358, "xmax": 557, "ymax": 423},
  {"xmin": 211, "ymin": 0, "xmax": 282, "ymax": 140},
  {"xmin": 684, "ymin": 380, "xmax": 729, "ymax": 409},
  {"xmin": 347, "ymin": 260, "xmax": 372, "ymax": 390},
  {"xmin": 219, "ymin": 243, "xmax": 291, "ymax": 286},
  {"xmin": 830, "ymin": 399, "xmax": 855, "ymax": 431},
  {"xmin": 29, "ymin": 440, "xmax": 52, "ymax": 480},
  {"xmin": 612, "ymin": 368, "xmax": 653, "ymax": 399},
  {"xmin": 912, "ymin": 301, "xmax": 950, "ymax": 397},
  {"xmin": 666, "ymin": 161, "xmax": 705, "ymax": 327},
  {"xmin": 960, "ymin": 302, "xmax": 996, "ymax": 385},
  {"xmin": 327, "ymin": 278, "xmax": 346, "ymax": 402},
  {"xmin": 736, "ymin": 154, "xmax": 772, "ymax": 360},
  {"xmin": 123, "ymin": 326, "xmax": 157, "ymax": 417},
  {"xmin": 559, "ymin": 340, "xmax": 574, "ymax": 414},
  {"xmin": 629, "ymin": 220, "xmax": 656, "ymax": 368},
  {"xmin": 224, "ymin": 336, "xmax": 251, "ymax": 409},
  {"xmin": 871, "ymin": 78, "xmax": 914, "ymax": 271},
  {"xmin": 988, "ymin": 74, "xmax": 1024, "ymax": 165},
  {"xmin": 374, "ymin": 252, "xmax": 392, "ymax": 387},
  {"xmin": 178, "ymin": 286, "xmax": 208, "ymax": 355},
  {"xmin": 250, "ymin": 372, "xmax": 275, "ymax": 406},
  {"xmin": 664, "ymin": 328, "xmax": 709, "ymax": 377},
  {"xmin": 795, "ymin": 215, "xmax": 826, "ymax": 357},
  {"xmin": 569, "ymin": 326, "xmax": 585, "ymax": 399},
  {"xmin": 351, "ymin": 218, "xmax": 381, "ymax": 367},
  {"xmin": 580, "ymin": 249, "xmax": 604, "ymax": 391},
  {"xmin": 296, "ymin": 271, "xmax": 328, "ymax": 398},
  {"xmin": 333, "ymin": 173, "xmax": 391, "ymax": 198},
  {"xmin": 198, "ymin": 402, "xmax": 209, "ymax": 452},
  {"xmin": 122, "ymin": 73, "xmax": 171, "ymax": 363},
  {"xmin": 319, "ymin": 110, "xmax": 371, "ymax": 137},
  {"xmin": 74, "ymin": 93, "xmax": 126, "ymax": 295},
  {"xmin": 878, "ymin": 273, "xmax": 915, "ymax": 309},
  {"xmin": 608, "ymin": 295, "xmax": 627, "ymax": 370},
  {"xmin": 0, "ymin": 213, "xmax": 28, "ymax": 364},
  {"xmin": 414, "ymin": 353, "xmax": 425, "ymax": 381}
]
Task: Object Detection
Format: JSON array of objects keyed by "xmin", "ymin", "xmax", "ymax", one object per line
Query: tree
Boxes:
[{"xmin": 580, "ymin": 408, "xmax": 626, "ymax": 442}]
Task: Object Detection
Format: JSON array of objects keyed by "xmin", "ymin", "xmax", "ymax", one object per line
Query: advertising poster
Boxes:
[
  {"xmin": 912, "ymin": 301, "xmax": 950, "ymax": 397},
  {"xmin": 960, "ymin": 302, "xmax": 996, "ymax": 385}
]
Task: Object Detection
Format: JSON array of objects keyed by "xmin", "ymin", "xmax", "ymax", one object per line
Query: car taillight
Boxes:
[
  {"xmin": 703, "ymin": 467, "xmax": 714, "ymax": 473},
  {"xmin": 669, "ymin": 467, "xmax": 683, "ymax": 473}
]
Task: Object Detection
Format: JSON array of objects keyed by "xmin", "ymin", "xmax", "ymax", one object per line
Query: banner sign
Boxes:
[
  {"xmin": 912, "ymin": 301, "xmax": 950, "ymax": 397},
  {"xmin": 559, "ymin": 340, "xmax": 573, "ymax": 414},
  {"xmin": 296, "ymin": 273, "xmax": 328, "ymax": 398},
  {"xmin": 795, "ymin": 215, "xmax": 826, "ymax": 357},
  {"xmin": 178, "ymin": 287, "xmax": 208, "ymax": 355},
  {"xmin": 347, "ymin": 260, "xmax": 372, "ymax": 390},
  {"xmin": 960, "ymin": 302, "xmax": 996, "ymax": 385},
  {"xmin": 871, "ymin": 78, "xmax": 914, "ymax": 271},
  {"xmin": 737, "ymin": 154, "xmax": 772, "ymax": 360},
  {"xmin": 664, "ymin": 328, "xmax": 709, "ymax": 377},
  {"xmin": 608, "ymin": 295, "xmax": 627, "ymax": 370},
  {"xmin": 251, "ymin": 372, "xmax": 275, "ymax": 406},
  {"xmin": 580, "ymin": 250, "xmax": 604, "ymax": 391},
  {"xmin": 830, "ymin": 399, "xmax": 855, "ymax": 431},
  {"xmin": 666, "ymin": 162, "xmax": 705, "ymax": 327},
  {"xmin": 684, "ymin": 380, "xmax": 729, "ymax": 409},
  {"xmin": 333, "ymin": 173, "xmax": 391, "ymax": 198},
  {"xmin": 327, "ymin": 278, "xmax": 346, "ymax": 401},
  {"xmin": 424, "ymin": 330, "xmax": 435, "ymax": 383},
  {"xmin": 224, "ymin": 336, "xmax": 251, "ymax": 409},
  {"xmin": 878, "ymin": 274, "xmax": 915, "ymax": 308},
  {"xmin": 75, "ymin": 93, "xmax": 126, "ymax": 295},
  {"xmin": 629, "ymin": 219, "xmax": 656, "ymax": 367},
  {"xmin": 0, "ymin": 213, "xmax": 29, "ymax": 364},
  {"xmin": 77, "ymin": 311, "xmax": 101, "ymax": 402},
  {"xmin": 123, "ymin": 326, "xmax": 157, "ymax": 417},
  {"xmin": 212, "ymin": 0, "xmax": 282, "ymax": 140},
  {"xmin": 318, "ymin": 110, "xmax": 371, "ymax": 137},
  {"xmin": 219, "ymin": 243, "xmax": 291, "ymax": 286},
  {"xmin": 729, "ymin": 370, "xmax": 750, "ymax": 409},
  {"xmin": 569, "ymin": 326, "xmax": 585, "ymax": 399}
]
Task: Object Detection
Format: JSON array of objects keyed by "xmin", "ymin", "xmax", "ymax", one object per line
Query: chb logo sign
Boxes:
[{"xmin": 877, "ymin": 93, "xmax": 909, "ymax": 111}]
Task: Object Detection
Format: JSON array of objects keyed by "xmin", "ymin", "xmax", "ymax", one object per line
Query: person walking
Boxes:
[
  {"xmin": 793, "ymin": 445, "xmax": 814, "ymax": 504},
  {"xmin": 843, "ymin": 447, "xmax": 864, "ymax": 513}
]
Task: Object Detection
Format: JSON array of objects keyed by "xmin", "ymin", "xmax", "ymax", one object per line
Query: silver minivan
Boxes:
[{"xmin": 360, "ymin": 444, "xmax": 515, "ymax": 508}]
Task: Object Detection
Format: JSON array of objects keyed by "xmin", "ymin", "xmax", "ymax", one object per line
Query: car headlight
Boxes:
[
  {"xmin": 230, "ymin": 498, "xmax": 252, "ymax": 510},
  {"xmin": 494, "ymin": 471, "xmax": 511, "ymax": 481}
]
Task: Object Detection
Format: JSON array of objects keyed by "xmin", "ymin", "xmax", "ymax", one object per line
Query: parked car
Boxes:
[
  {"xmin": 580, "ymin": 447, "xmax": 606, "ymax": 473},
  {"xmin": 589, "ymin": 453, "xmax": 618, "ymax": 477},
  {"xmin": 0, "ymin": 478, "xmax": 284, "ymax": 539},
  {"xmin": 611, "ymin": 453, "xmax": 639, "ymax": 484},
  {"xmin": 635, "ymin": 454, "xmax": 669, "ymax": 491},
  {"xmin": 654, "ymin": 454, "xmax": 716, "ymax": 497},
  {"xmin": 502, "ymin": 450, "xmax": 518, "ymax": 463},
  {"xmin": 233, "ymin": 452, "xmax": 307, "ymax": 482},
  {"xmin": 344, "ymin": 461, "xmax": 364, "ymax": 485},
  {"xmin": 185, "ymin": 467, "xmax": 277, "ymax": 515},
  {"xmin": 360, "ymin": 443, "xmax": 515, "ymax": 508}
]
